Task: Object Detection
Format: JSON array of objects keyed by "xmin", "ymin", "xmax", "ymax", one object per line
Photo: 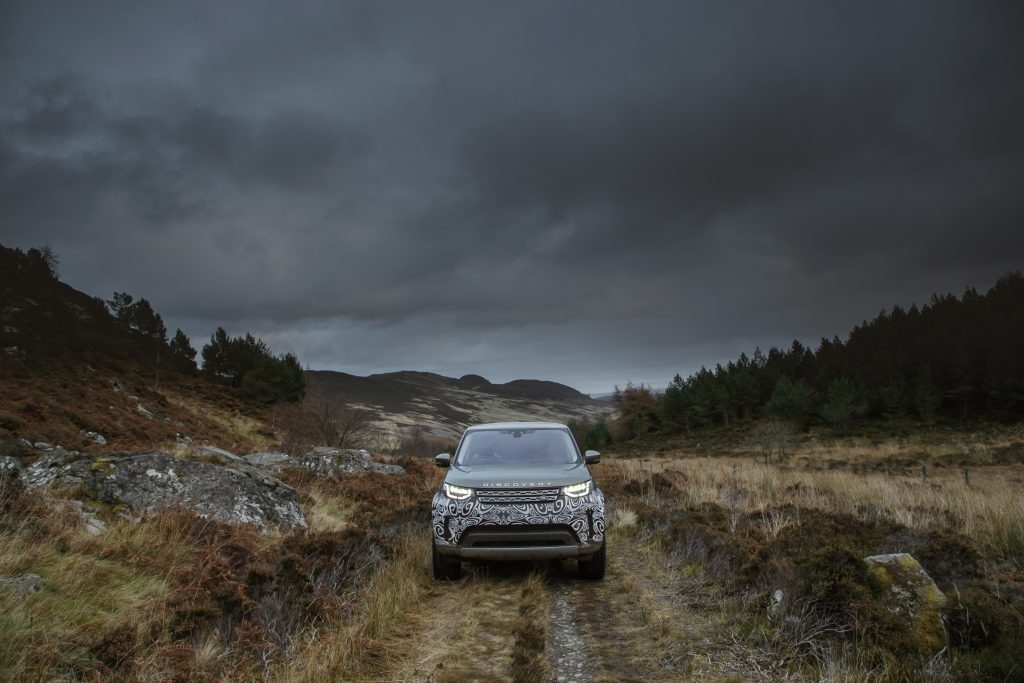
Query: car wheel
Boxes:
[
  {"xmin": 432, "ymin": 542, "xmax": 462, "ymax": 580},
  {"xmin": 578, "ymin": 541, "xmax": 606, "ymax": 580}
]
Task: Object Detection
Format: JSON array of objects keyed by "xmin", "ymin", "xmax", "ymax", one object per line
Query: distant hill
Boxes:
[
  {"xmin": 0, "ymin": 243, "xmax": 611, "ymax": 449},
  {"xmin": 307, "ymin": 369, "xmax": 611, "ymax": 440},
  {"xmin": 0, "ymin": 244, "xmax": 274, "ymax": 452}
]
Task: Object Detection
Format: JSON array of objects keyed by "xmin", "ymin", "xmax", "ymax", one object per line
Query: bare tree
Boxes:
[
  {"xmin": 304, "ymin": 377, "xmax": 374, "ymax": 448},
  {"xmin": 333, "ymin": 404, "xmax": 374, "ymax": 448},
  {"xmin": 366, "ymin": 429, "xmax": 402, "ymax": 455},
  {"xmin": 275, "ymin": 403, "xmax": 315, "ymax": 456},
  {"xmin": 749, "ymin": 420, "xmax": 797, "ymax": 465}
]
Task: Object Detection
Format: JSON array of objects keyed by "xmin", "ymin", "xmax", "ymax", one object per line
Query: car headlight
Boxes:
[
  {"xmin": 444, "ymin": 482, "xmax": 473, "ymax": 500},
  {"xmin": 562, "ymin": 481, "xmax": 592, "ymax": 498}
]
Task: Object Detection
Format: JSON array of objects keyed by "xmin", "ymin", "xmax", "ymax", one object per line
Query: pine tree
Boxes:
[
  {"xmin": 26, "ymin": 244, "xmax": 60, "ymax": 278},
  {"xmin": 202, "ymin": 327, "xmax": 234, "ymax": 381},
  {"xmin": 913, "ymin": 369, "xmax": 942, "ymax": 423},
  {"xmin": 106, "ymin": 292, "xmax": 135, "ymax": 320},
  {"xmin": 820, "ymin": 377, "xmax": 868, "ymax": 431},
  {"xmin": 241, "ymin": 352, "xmax": 306, "ymax": 403},
  {"xmin": 131, "ymin": 298, "xmax": 167, "ymax": 341},
  {"xmin": 169, "ymin": 329, "xmax": 197, "ymax": 366},
  {"xmin": 765, "ymin": 376, "xmax": 814, "ymax": 424},
  {"xmin": 105, "ymin": 292, "xmax": 166, "ymax": 341},
  {"xmin": 878, "ymin": 378, "xmax": 910, "ymax": 420}
]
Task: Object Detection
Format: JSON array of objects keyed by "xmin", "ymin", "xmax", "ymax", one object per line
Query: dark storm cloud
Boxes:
[{"xmin": 1, "ymin": 1, "xmax": 1022, "ymax": 393}]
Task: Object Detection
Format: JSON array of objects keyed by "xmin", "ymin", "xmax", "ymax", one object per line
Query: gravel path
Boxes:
[{"xmin": 546, "ymin": 583, "xmax": 594, "ymax": 683}]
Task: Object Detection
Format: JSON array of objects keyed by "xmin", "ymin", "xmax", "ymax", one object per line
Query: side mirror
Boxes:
[
  {"xmin": 435, "ymin": 453, "xmax": 451, "ymax": 468},
  {"xmin": 584, "ymin": 450, "xmax": 601, "ymax": 464}
]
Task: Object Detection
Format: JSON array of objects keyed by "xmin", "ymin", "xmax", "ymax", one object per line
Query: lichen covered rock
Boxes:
[
  {"xmin": 864, "ymin": 552, "xmax": 948, "ymax": 655},
  {"xmin": 301, "ymin": 447, "xmax": 405, "ymax": 476},
  {"xmin": 242, "ymin": 447, "xmax": 406, "ymax": 476},
  {"xmin": 0, "ymin": 455, "xmax": 20, "ymax": 478},
  {"xmin": 243, "ymin": 451, "xmax": 293, "ymax": 471},
  {"xmin": 0, "ymin": 574, "xmax": 44, "ymax": 595},
  {"xmin": 20, "ymin": 449, "xmax": 306, "ymax": 532}
]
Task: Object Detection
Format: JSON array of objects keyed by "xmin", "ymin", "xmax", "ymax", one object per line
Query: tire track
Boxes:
[
  {"xmin": 381, "ymin": 562, "xmax": 535, "ymax": 682},
  {"xmin": 381, "ymin": 537, "xmax": 712, "ymax": 682},
  {"xmin": 546, "ymin": 581, "xmax": 594, "ymax": 683}
]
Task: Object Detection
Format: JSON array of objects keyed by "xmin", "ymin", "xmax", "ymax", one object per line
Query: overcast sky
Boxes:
[{"xmin": 1, "ymin": 2, "xmax": 1022, "ymax": 394}]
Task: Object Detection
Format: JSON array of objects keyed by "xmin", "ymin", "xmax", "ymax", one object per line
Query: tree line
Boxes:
[
  {"xmin": 106, "ymin": 291, "xmax": 304, "ymax": 404},
  {"xmin": 573, "ymin": 272, "xmax": 1024, "ymax": 447}
]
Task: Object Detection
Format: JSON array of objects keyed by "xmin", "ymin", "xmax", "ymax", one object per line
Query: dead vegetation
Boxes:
[
  {"xmin": 0, "ymin": 460, "xmax": 438, "ymax": 681},
  {"xmin": 3, "ymin": 431, "xmax": 1023, "ymax": 681},
  {"xmin": 511, "ymin": 573, "xmax": 551, "ymax": 683},
  {"xmin": 602, "ymin": 453, "xmax": 1024, "ymax": 680}
]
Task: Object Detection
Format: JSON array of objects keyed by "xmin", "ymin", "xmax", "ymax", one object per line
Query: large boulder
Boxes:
[
  {"xmin": 20, "ymin": 449, "xmax": 306, "ymax": 532},
  {"xmin": 864, "ymin": 552, "xmax": 948, "ymax": 655}
]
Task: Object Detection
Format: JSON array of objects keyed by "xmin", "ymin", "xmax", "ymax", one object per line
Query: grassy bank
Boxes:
[{"xmin": 2, "ymin": 429, "xmax": 1023, "ymax": 681}]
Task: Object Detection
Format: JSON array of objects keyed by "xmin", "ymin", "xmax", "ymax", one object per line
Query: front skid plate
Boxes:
[{"xmin": 436, "ymin": 543, "xmax": 601, "ymax": 561}]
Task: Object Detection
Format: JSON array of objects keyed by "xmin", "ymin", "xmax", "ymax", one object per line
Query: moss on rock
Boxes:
[
  {"xmin": 864, "ymin": 552, "xmax": 948, "ymax": 656},
  {"xmin": 89, "ymin": 458, "xmax": 116, "ymax": 477}
]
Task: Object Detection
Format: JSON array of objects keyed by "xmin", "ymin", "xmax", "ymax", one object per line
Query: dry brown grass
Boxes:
[
  {"xmin": 5, "ymin": 432, "xmax": 1021, "ymax": 682},
  {"xmin": 161, "ymin": 386, "xmax": 276, "ymax": 452},
  {"xmin": 0, "ymin": 480, "xmax": 187, "ymax": 679},
  {"xmin": 611, "ymin": 455, "xmax": 1024, "ymax": 570},
  {"xmin": 593, "ymin": 449, "xmax": 1024, "ymax": 680},
  {"xmin": 280, "ymin": 533, "xmax": 432, "ymax": 681},
  {"xmin": 0, "ymin": 459, "xmax": 437, "ymax": 682},
  {"xmin": 511, "ymin": 573, "xmax": 551, "ymax": 683},
  {"xmin": 0, "ymin": 368, "xmax": 276, "ymax": 455}
]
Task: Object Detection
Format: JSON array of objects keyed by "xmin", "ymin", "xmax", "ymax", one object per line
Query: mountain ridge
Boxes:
[{"xmin": 307, "ymin": 368, "xmax": 609, "ymax": 440}]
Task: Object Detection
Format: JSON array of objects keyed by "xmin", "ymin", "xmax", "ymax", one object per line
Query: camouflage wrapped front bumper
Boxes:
[{"xmin": 431, "ymin": 488, "xmax": 605, "ymax": 547}]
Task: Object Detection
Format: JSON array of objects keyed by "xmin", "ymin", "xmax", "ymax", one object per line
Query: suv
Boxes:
[{"xmin": 431, "ymin": 422, "xmax": 606, "ymax": 580}]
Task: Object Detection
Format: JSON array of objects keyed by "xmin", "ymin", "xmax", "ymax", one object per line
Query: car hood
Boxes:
[{"xmin": 444, "ymin": 462, "xmax": 591, "ymax": 488}]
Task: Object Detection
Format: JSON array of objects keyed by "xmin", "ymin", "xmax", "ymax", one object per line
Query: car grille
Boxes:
[{"xmin": 476, "ymin": 488, "xmax": 560, "ymax": 504}]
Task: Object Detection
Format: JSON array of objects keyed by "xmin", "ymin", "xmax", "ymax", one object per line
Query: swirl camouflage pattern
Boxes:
[{"xmin": 432, "ymin": 488, "xmax": 605, "ymax": 546}]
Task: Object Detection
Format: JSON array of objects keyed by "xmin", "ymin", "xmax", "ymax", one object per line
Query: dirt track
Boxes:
[{"xmin": 379, "ymin": 528, "xmax": 725, "ymax": 683}]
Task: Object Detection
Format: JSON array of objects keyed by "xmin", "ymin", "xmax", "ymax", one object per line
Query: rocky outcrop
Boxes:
[
  {"xmin": 243, "ymin": 451, "xmax": 292, "ymax": 470},
  {"xmin": 301, "ymin": 447, "xmax": 406, "ymax": 476},
  {"xmin": 189, "ymin": 444, "xmax": 242, "ymax": 463},
  {"xmin": 20, "ymin": 449, "xmax": 306, "ymax": 532},
  {"xmin": 864, "ymin": 552, "xmax": 948, "ymax": 655},
  {"xmin": 243, "ymin": 447, "xmax": 406, "ymax": 476}
]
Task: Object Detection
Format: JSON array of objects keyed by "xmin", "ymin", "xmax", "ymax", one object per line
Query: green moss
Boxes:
[
  {"xmin": 88, "ymin": 458, "xmax": 116, "ymax": 477},
  {"xmin": 865, "ymin": 554, "xmax": 948, "ymax": 656}
]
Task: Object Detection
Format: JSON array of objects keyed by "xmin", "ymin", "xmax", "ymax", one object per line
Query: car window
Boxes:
[{"xmin": 455, "ymin": 429, "xmax": 580, "ymax": 466}]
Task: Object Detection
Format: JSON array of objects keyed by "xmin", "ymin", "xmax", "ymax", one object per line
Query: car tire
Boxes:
[
  {"xmin": 432, "ymin": 542, "xmax": 462, "ymax": 580},
  {"xmin": 578, "ymin": 541, "xmax": 606, "ymax": 580}
]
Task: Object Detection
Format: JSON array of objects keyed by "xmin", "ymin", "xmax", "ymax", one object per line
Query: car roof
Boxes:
[{"xmin": 465, "ymin": 421, "xmax": 569, "ymax": 432}]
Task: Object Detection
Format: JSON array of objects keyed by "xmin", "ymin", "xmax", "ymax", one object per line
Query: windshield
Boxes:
[{"xmin": 455, "ymin": 428, "xmax": 581, "ymax": 467}]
